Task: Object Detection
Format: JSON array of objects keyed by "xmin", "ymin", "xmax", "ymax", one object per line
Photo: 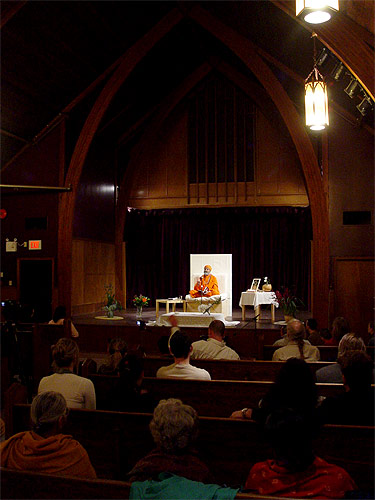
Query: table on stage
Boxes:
[
  {"xmin": 155, "ymin": 298, "xmax": 187, "ymax": 318},
  {"xmin": 239, "ymin": 290, "xmax": 278, "ymax": 322}
]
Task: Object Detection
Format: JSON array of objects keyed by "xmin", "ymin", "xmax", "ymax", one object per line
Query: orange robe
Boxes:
[
  {"xmin": 0, "ymin": 431, "xmax": 97, "ymax": 479},
  {"xmin": 189, "ymin": 274, "xmax": 220, "ymax": 298}
]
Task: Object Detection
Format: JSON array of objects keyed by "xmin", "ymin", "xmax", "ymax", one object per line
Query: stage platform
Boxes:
[{"xmin": 73, "ymin": 306, "xmax": 311, "ymax": 331}]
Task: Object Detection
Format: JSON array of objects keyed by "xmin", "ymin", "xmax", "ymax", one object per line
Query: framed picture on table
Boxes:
[{"xmin": 250, "ymin": 278, "xmax": 261, "ymax": 291}]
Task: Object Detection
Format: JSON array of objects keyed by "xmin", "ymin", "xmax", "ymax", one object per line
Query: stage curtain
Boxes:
[{"xmin": 124, "ymin": 207, "xmax": 312, "ymax": 309}]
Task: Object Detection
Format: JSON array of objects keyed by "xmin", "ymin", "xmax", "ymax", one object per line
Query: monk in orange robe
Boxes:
[
  {"xmin": 0, "ymin": 391, "xmax": 96, "ymax": 479},
  {"xmin": 189, "ymin": 265, "xmax": 220, "ymax": 298}
]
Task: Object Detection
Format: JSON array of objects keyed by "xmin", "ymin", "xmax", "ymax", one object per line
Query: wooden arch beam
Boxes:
[
  {"xmin": 57, "ymin": 8, "xmax": 183, "ymax": 313},
  {"xmin": 186, "ymin": 5, "xmax": 329, "ymax": 325},
  {"xmin": 114, "ymin": 63, "xmax": 213, "ymax": 303}
]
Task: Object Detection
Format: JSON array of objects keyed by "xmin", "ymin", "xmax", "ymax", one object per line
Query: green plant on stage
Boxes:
[{"xmin": 103, "ymin": 284, "xmax": 122, "ymax": 318}]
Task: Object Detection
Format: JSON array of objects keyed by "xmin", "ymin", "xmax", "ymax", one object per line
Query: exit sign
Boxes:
[{"xmin": 29, "ymin": 240, "xmax": 42, "ymax": 250}]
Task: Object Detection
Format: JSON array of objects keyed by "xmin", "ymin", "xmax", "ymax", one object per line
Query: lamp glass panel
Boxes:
[
  {"xmin": 305, "ymin": 80, "xmax": 329, "ymax": 130},
  {"xmin": 296, "ymin": 0, "xmax": 339, "ymax": 17}
]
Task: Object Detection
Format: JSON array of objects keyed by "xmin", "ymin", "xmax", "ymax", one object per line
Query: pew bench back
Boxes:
[
  {"xmin": 11, "ymin": 405, "xmax": 374, "ymax": 492},
  {"xmin": 90, "ymin": 374, "xmax": 348, "ymax": 417}
]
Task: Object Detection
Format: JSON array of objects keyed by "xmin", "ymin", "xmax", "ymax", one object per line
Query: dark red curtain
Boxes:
[{"xmin": 124, "ymin": 207, "xmax": 312, "ymax": 309}]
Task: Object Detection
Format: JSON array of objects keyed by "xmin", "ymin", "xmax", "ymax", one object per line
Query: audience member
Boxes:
[
  {"xmin": 191, "ymin": 320, "xmax": 239, "ymax": 360},
  {"xmin": 126, "ymin": 398, "xmax": 213, "ymax": 483},
  {"xmin": 324, "ymin": 316, "xmax": 349, "ymax": 346},
  {"xmin": 305, "ymin": 318, "xmax": 323, "ymax": 346},
  {"xmin": 230, "ymin": 358, "xmax": 318, "ymax": 425},
  {"xmin": 98, "ymin": 337, "xmax": 128, "ymax": 375},
  {"xmin": 317, "ymin": 350, "xmax": 374, "ymax": 425},
  {"xmin": 319, "ymin": 328, "xmax": 332, "ymax": 343},
  {"xmin": 368, "ymin": 321, "xmax": 374, "ymax": 347},
  {"xmin": 156, "ymin": 328, "xmax": 211, "ymax": 380},
  {"xmin": 272, "ymin": 319, "xmax": 320, "ymax": 362},
  {"xmin": 49, "ymin": 306, "xmax": 79, "ymax": 338},
  {"xmin": 38, "ymin": 338, "xmax": 96, "ymax": 409},
  {"xmin": 110, "ymin": 354, "xmax": 154, "ymax": 412},
  {"xmin": 316, "ymin": 333, "xmax": 366, "ymax": 383},
  {"xmin": 244, "ymin": 408, "xmax": 356, "ymax": 498},
  {"xmin": 272, "ymin": 326, "xmax": 288, "ymax": 347},
  {"xmin": 0, "ymin": 391, "xmax": 96, "ymax": 478}
]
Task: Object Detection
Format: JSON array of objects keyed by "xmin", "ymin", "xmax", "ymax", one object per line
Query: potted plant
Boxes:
[
  {"xmin": 275, "ymin": 287, "xmax": 304, "ymax": 322},
  {"xmin": 133, "ymin": 294, "xmax": 150, "ymax": 318},
  {"xmin": 104, "ymin": 284, "xmax": 122, "ymax": 318}
]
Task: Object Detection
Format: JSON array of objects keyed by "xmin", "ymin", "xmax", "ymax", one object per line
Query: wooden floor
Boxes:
[{"xmin": 73, "ymin": 306, "xmax": 312, "ymax": 331}]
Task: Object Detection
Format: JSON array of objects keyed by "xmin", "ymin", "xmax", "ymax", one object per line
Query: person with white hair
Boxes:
[
  {"xmin": 272, "ymin": 319, "xmax": 320, "ymax": 362},
  {"xmin": 0, "ymin": 391, "xmax": 96, "ymax": 478},
  {"xmin": 316, "ymin": 332, "xmax": 367, "ymax": 383},
  {"xmin": 126, "ymin": 398, "xmax": 213, "ymax": 483}
]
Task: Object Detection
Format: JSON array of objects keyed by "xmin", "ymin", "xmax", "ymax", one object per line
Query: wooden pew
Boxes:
[
  {"xmin": 89, "ymin": 374, "xmax": 349, "ymax": 417},
  {"xmin": 12, "ymin": 405, "xmax": 374, "ymax": 492},
  {"xmin": 142, "ymin": 357, "xmax": 334, "ymax": 381},
  {"xmin": 263, "ymin": 344, "xmax": 339, "ymax": 361},
  {"xmin": 264, "ymin": 344, "xmax": 375, "ymax": 362},
  {"xmin": 0, "ymin": 468, "xmax": 311, "ymax": 500},
  {"xmin": 73, "ymin": 323, "xmax": 282, "ymax": 359}
]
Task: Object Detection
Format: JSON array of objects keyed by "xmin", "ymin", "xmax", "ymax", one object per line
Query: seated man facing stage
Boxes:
[
  {"xmin": 189, "ymin": 265, "xmax": 219, "ymax": 298},
  {"xmin": 191, "ymin": 320, "xmax": 240, "ymax": 360}
]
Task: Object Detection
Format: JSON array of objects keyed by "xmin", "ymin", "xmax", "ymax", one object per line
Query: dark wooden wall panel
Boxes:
[{"xmin": 333, "ymin": 256, "xmax": 374, "ymax": 342}]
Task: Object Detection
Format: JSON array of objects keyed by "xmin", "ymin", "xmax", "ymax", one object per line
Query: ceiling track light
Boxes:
[
  {"xmin": 344, "ymin": 78, "xmax": 360, "ymax": 99},
  {"xmin": 296, "ymin": 0, "xmax": 339, "ymax": 24},
  {"xmin": 356, "ymin": 96, "xmax": 373, "ymax": 117},
  {"xmin": 331, "ymin": 61, "xmax": 345, "ymax": 81}
]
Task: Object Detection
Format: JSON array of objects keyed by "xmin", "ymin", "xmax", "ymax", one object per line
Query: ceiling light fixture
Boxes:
[
  {"xmin": 344, "ymin": 78, "xmax": 360, "ymax": 99},
  {"xmin": 305, "ymin": 33, "xmax": 329, "ymax": 131},
  {"xmin": 356, "ymin": 96, "xmax": 373, "ymax": 117},
  {"xmin": 296, "ymin": 0, "xmax": 339, "ymax": 24},
  {"xmin": 331, "ymin": 61, "xmax": 345, "ymax": 81}
]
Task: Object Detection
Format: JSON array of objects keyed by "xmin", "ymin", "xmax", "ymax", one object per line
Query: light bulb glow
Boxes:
[
  {"xmin": 296, "ymin": 0, "xmax": 339, "ymax": 24},
  {"xmin": 305, "ymin": 79, "xmax": 329, "ymax": 130}
]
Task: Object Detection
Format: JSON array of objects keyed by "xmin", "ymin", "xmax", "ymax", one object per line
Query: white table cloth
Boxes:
[
  {"xmin": 239, "ymin": 291, "xmax": 278, "ymax": 321},
  {"xmin": 154, "ymin": 312, "xmax": 239, "ymax": 328}
]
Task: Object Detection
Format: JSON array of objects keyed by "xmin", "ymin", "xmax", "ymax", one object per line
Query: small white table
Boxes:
[
  {"xmin": 239, "ymin": 291, "xmax": 278, "ymax": 322},
  {"xmin": 155, "ymin": 299, "xmax": 187, "ymax": 318}
]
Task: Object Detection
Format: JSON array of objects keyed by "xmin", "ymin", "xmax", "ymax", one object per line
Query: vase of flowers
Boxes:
[
  {"xmin": 275, "ymin": 287, "xmax": 304, "ymax": 322},
  {"xmin": 133, "ymin": 294, "xmax": 150, "ymax": 318},
  {"xmin": 103, "ymin": 284, "xmax": 122, "ymax": 318}
]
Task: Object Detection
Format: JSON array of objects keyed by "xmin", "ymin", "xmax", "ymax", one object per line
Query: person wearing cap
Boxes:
[
  {"xmin": 0, "ymin": 391, "xmax": 97, "ymax": 478},
  {"xmin": 189, "ymin": 265, "xmax": 219, "ymax": 298}
]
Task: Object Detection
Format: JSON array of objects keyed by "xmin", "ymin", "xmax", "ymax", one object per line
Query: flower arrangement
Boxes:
[
  {"xmin": 275, "ymin": 287, "xmax": 304, "ymax": 318},
  {"xmin": 133, "ymin": 294, "xmax": 150, "ymax": 308},
  {"xmin": 103, "ymin": 284, "xmax": 122, "ymax": 318}
]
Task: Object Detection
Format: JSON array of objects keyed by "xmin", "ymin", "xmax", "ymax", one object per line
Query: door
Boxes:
[{"xmin": 18, "ymin": 258, "xmax": 54, "ymax": 322}]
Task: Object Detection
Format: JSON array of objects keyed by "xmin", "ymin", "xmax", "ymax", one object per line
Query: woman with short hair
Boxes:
[
  {"xmin": 126, "ymin": 398, "xmax": 213, "ymax": 483},
  {"xmin": 38, "ymin": 338, "xmax": 96, "ymax": 409},
  {"xmin": 0, "ymin": 391, "xmax": 96, "ymax": 478}
]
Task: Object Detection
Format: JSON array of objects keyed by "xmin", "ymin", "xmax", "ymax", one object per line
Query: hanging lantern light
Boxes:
[
  {"xmin": 296, "ymin": 0, "xmax": 339, "ymax": 24},
  {"xmin": 305, "ymin": 34, "xmax": 329, "ymax": 131}
]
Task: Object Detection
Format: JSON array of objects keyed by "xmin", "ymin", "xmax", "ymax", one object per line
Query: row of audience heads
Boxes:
[
  {"xmin": 51, "ymin": 337, "xmax": 144, "ymax": 386},
  {"xmin": 33, "ymin": 344, "xmax": 373, "ymax": 477}
]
